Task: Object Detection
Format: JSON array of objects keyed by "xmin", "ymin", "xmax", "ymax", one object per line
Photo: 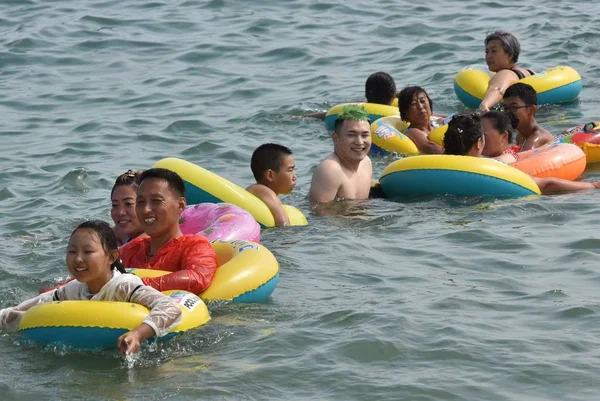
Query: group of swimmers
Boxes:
[{"xmin": 0, "ymin": 30, "xmax": 597, "ymax": 355}]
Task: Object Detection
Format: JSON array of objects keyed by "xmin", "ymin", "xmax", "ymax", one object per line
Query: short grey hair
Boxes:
[{"xmin": 485, "ymin": 30, "xmax": 521, "ymax": 63}]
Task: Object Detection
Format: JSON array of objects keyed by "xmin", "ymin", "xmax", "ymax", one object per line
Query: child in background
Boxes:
[
  {"xmin": 503, "ymin": 83, "xmax": 553, "ymax": 151},
  {"xmin": 0, "ymin": 220, "xmax": 182, "ymax": 355},
  {"xmin": 246, "ymin": 144, "xmax": 297, "ymax": 226},
  {"xmin": 303, "ymin": 71, "xmax": 397, "ymax": 120}
]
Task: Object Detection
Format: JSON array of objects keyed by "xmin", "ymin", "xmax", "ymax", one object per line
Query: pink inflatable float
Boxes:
[{"xmin": 179, "ymin": 203, "xmax": 261, "ymax": 243}]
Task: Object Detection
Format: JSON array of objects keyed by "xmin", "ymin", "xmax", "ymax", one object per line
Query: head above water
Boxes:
[
  {"xmin": 250, "ymin": 143, "xmax": 296, "ymax": 194},
  {"xmin": 111, "ymin": 169, "xmax": 143, "ymax": 198},
  {"xmin": 69, "ymin": 220, "xmax": 126, "ymax": 273},
  {"xmin": 334, "ymin": 104, "xmax": 370, "ymax": 133},
  {"xmin": 481, "ymin": 110, "xmax": 516, "ymax": 143},
  {"xmin": 503, "ymin": 82, "xmax": 537, "ymax": 106},
  {"xmin": 397, "ymin": 86, "xmax": 433, "ymax": 122},
  {"xmin": 250, "ymin": 143, "xmax": 293, "ymax": 182},
  {"xmin": 484, "ymin": 30, "xmax": 521, "ymax": 63},
  {"xmin": 139, "ymin": 168, "xmax": 186, "ymax": 198},
  {"xmin": 365, "ymin": 72, "xmax": 397, "ymax": 105},
  {"xmin": 443, "ymin": 113, "xmax": 484, "ymax": 156}
]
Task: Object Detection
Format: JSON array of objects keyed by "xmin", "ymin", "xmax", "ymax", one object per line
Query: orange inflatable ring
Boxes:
[{"xmin": 511, "ymin": 143, "xmax": 585, "ymax": 180}]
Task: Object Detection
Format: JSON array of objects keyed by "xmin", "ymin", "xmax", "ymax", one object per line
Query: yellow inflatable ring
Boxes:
[
  {"xmin": 370, "ymin": 116, "xmax": 448, "ymax": 154},
  {"xmin": 18, "ymin": 290, "xmax": 210, "ymax": 351},
  {"xmin": 454, "ymin": 65, "xmax": 582, "ymax": 109},
  {"xmin": 324, "ymin": 102, "xmax": 398, "ymax": 131},
  {"xmin": 380, "ymin": 155, "xmax": 541, "ymax": 198},
  {"xmin": 153, "ymin": 158, "xmax": 307, "ymax": 228},
  {"xmin": 133, "ymin": 239, "xmax": 280, "ymax": 303}
]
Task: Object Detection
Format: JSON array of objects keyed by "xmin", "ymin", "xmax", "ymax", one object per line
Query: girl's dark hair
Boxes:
[
  {"xmin": 111, "ymin": 170, "xmax": 142, "ymax": 198},
  {"xmin": 71, "ymin": 220, "xmax": 127, "ymax": 273},
  {"xmin": 481, "ymin": 110, "xmax": 515, "ymax": 143},
  {"xmin": 443, "ymin": 113, "xmax": 483, "ymax": 156},
  {"xmin": 397, "ymin": 86, "xmax": 433, "ymax": 121}
]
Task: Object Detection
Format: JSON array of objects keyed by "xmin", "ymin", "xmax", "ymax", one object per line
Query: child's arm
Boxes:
[
  {"xmin": 116, "ymin": 283, "xmax": 182, "ymax": 355},
  {"xmin": 533, "ymin": 177, "xmax": 600, "ymax": 195},
  {"xmin": 0, "ymin": 292, "xmax": 55, "ymax": 333},
  {"xmin": 247, "ymin": 185, "xmax": 290, "ymax": 226},
  {"xmin": 302, "ymin": 111, "xmax": 327, "ymax": 120}
]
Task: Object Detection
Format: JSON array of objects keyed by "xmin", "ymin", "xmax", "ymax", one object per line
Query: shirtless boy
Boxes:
[
  {"xmin": 309, "ymin": 105, "xmax": 373, "ymax": 203},
  {"xmin": 503, "ymin": 83, "xmax": 553, "ymax": 151},
  {"xmin": 246, "ymin": 143, "xmax": 296, "ymax": 227}
]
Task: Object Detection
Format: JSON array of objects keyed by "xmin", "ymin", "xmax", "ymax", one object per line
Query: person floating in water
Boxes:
[
  {"xmin": 0, "ymin": 220, "xmax": 182, "ymax": 355},
  {"xmin": 444, "ymin": 113, "xmax": 600, "ymax": 195},
  {"xmin": 119, "ymin": 168, "xmax": 218, "ymax": 295},
  {"xmin": 502, "ymin": 83, "xmax": 553, "ymax": 151},
  {"xmin": 477, "ymin": 30, "xmax": 535, "ymax": 113},
  {"xmin": 309, "ymin": 105, "xmax": 373, "ymax": 203},
  {"xmin": 246, "ymin": 143, "xmax": 297, "ymax": 227},
  {"xmin": 303, "ymin": 71, "xmax": 397, "ymax": 120}
]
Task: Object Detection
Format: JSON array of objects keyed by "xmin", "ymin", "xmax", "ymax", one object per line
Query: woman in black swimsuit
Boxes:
[{"xmin": 477, "ymin": 31, "xmax": 535, "ymax": 114}]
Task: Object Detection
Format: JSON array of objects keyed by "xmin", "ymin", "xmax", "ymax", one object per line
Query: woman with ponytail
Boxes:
[
  {"xmin": 444, "ymin": 114, "xmax": 600, "ymax": 195},
  {"xmin": 0, "ymin": 220, "xmax": 182, "ymax": 355}
]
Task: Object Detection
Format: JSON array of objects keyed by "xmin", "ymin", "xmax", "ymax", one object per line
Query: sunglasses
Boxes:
[{"xmin": 503, "ymin": 105, "xmax": 530, "ymax": 113}]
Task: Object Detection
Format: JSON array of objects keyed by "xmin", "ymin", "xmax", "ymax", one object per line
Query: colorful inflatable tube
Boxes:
[
  {"xmin": 324, "ymin": 102, "xmax": 398, "ymax": 132},
  {"xmin": 553, "ymin": 121, "xmax": 600, "ymax": 164},
  {"xmin": 18, "ymin": 290, "xmax": 210, "ymax": 351},
  {"xmin": 134, "ymin": 239, "xmax": 279, "ymax": 303},
  {"xmin": 180, "ymin": 203, "xmax": 261, "ymax": 243},
  {"xmin": 380, "ymin": 155, "xmax": 541, "ymax": 198},
  {"xmin": 370, "ymin": 116, "xmax": 447, "ymax": 154},
  {"xmin": 511, "ymin": 143, "xmax": 585, "ymax": 180},
  {"xmin": 153, "ymin": 158, "xmax": 307, "ymax": 228},
  {"xmin": 454, "ymin": 65, "xmax": 582, "ymax": 109}
]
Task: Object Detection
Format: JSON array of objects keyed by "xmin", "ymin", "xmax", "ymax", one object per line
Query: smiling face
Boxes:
[
  {"xmin": 135, "ymin": 178, "xmax": 185, "ymax": 239},
  {"xmin": 485, "ymin": 39, "xmax": 513, "ymax": 72},
  {"xmin": 407, "ymin": 91, "xmax": 432, "ymax": 127},
  {"xmin": 333, "ymin": 119, "xmax": 372, "ymax": 163},
  {"xmin": 111, "ymin": 184, "xmax": 142, "ymax": 238},
  {"xmin": 270, "ymin": 154, "xmax": 296, "ymax": 195},
  {"xmin": 481, "ymin": 117, "xmax": 510, "ymax": 157},
  {"xmin": 66, "ymin": 228, "xmax": 116, "ymax": 293}
]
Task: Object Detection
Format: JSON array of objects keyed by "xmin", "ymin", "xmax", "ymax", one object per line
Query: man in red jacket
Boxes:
[{"xmin": 119, "ymin": 168, "xmax": 218, "ymax": 294}]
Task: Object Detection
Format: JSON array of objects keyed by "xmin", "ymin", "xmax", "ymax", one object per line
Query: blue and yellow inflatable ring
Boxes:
[
  {"xmin": 18, "ymin": 290, "xmax": 210, "ymax": 351},
  {"xmin": 380, "ymin": 155, "xmax": 541, "ymax": 198},
  {"xmin": 454, "ymin": 65, "xmax": 582, "ymax": 109}
]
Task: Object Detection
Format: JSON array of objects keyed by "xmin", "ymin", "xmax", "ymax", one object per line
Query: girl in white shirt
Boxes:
[{"xmin": 0, "ymin": 220, "xmax": 182, "ymax": 354}]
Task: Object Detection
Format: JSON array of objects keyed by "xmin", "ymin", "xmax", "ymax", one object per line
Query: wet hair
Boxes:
[
  {"xmin": 365, "ymin": 72, "xmax": 396, "ymax": 104},
  {"xmin": 250, "ymin": 143, "xmax": 293, "ymax": 182},
  {"xmin": 70, "ymin": 220, "xmax": 127, "ymax": 273},
  {"xmin": 481, "ymin": 110, "xmax": 516, "ymax": 143},
  {"xmin": 111, "ymin": 169, "xmax": 142, "ymax": 198},
  {"xmin": 334, "ymin": 104, "xmax": 369, "ymax": 133},
  {"xmin": 503, "ymin": 82, "xmax": 537, "ymax": 106},
  {"xmin": 485, "ymin": 30, "xmax": 521, "ymax": 63},
  {"xmin": 139, "ymin": 168, "xmax": 186, "ymax": 198},
  {"xmin": 443, "ymin": 113, "xmax": 483, "ymax": 156},
  {"xmin": 397, "ymin": 86, "xmax": 433, "ymax": 121}
]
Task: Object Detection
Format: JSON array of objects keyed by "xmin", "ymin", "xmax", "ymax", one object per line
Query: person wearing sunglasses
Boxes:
[{"xmin": 503, "ymin": 83, "xmax": 553, "ymax": 151}]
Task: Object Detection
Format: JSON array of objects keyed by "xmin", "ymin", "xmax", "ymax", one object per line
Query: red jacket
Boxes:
[{"xmin": 119, "ymin": 235, "xmax": 218, "ymax": 294}]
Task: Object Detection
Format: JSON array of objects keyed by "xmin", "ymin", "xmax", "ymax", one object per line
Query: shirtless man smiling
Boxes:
[{"xmin": 309, "ymin": 105, "xmax": 373, "ymax": 203}]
